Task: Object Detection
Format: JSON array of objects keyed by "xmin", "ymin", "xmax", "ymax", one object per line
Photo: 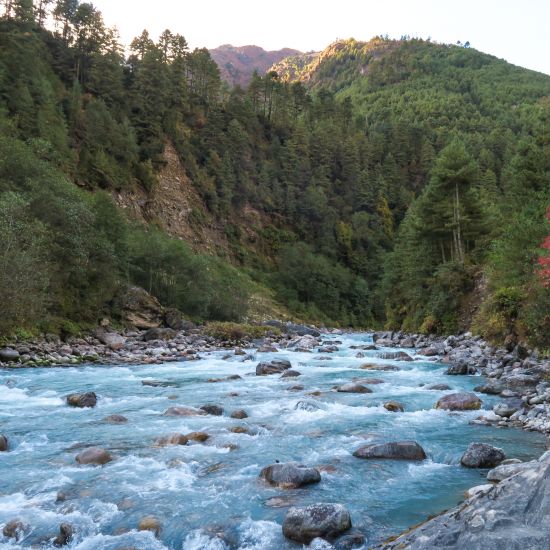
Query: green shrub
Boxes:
[{"xmin": 204, "ymin": 322, "xmax": 278, "ymax": 341}]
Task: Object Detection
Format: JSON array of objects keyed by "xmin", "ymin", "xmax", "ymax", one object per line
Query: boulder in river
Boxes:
[
  {"xmin": 103, "ymin": 414, "xmax": 128, "ymax": 424},
  {"xmin": 281, "ymin": 369, "xmax": 302, "ymax": 378},
  {"xmin": 0, "ymin": 434, "xmax": 8, "ymax": 451},
  {"xmin": 163, "ymin": 406, "xmax": 207, "ymax": 417},
  {"xmin": 337, "ymin": 383, "xmax": 372, "ymax": 393},
  {"xmin": 138, "ymin": 516, "xmax": 162, "ymax": 537},
  {"xmin": 2, "ymin": 519, "xmax": 27, "ymax": 540},
  {"xmin": 282, "ymin": 503, "xmax": 352, "ymax": 543},
  {"xmin": 155, "ymin": 433, "xmax": 188, "ymax": 447},
  {"xmin": 75, "ymin": 447, "xmax": 113, "ymax": 465},
  {"xmin": 230, "ymin": 409, "xmax": 248, "ymax": 419},
  {"xmin": 435, "ymin": 392, "xmax": 482, "ymax": 411},
  {"xmin": 486, "ymin": 461, "xmax": 532, "ymax": 482},
  {"xmin": 378, "ymin": 351, "xmax": 413, "ymax": 361},
  {"xmin": 256, "ymin": 359, "xmax": 291, "ymax": 375},
  {"xmin": 360, "ymin": 363, "xmax": 399, "ymax": 371},
  {"xmin": 460, "ymin": 443, "xmax": 505, "ymax": 468},
  {"xmin": 185, "ymin": 431, "xmax": 210, "ymax": 442},
  {"xmin": 53, "ymin": 523, "xmax": 73, "ymax": 546},
  {"xmin": 353, "ymin": 441, "xmax": 426, "ymax": 460},
  {"xmin": 260, "ymin": 462, "xmax": 321, "ymax": 488},
  {"xmin": 200, "ymin": 404, "xmax": 224, "ymax": 416},
  {"xmin": 425, "ymin": 383, "xmax": 451, "ymax": 391},
  {"xmin": 66, "ymin": 392, "xmax": 97, "ymax": 408},
  {"xmin": 258, "ymin": 343, "xmax": 278, "ymax": 352},
  {"xmin": 295, "ymin": 400, "xmax": 323, "ymax": 412},
  {"xmin": 384, "ymin": 401, "xmax": 404, "ymax": 412},
  {"xmin": 446, "ymin": 362, "xmax": 477, "ymax": 375}
]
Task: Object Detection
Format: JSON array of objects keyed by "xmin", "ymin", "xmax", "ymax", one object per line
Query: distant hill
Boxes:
[{"xmin": 209, "ymin": 44, "xmax": 301, "ymax": 87}]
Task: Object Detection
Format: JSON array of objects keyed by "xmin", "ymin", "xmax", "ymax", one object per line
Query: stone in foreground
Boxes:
[
  {"xmin": 353, "ymin": 441, "xmax": 426, "ymax": 460},
  {"xmin": 75, "ymin": 447, "xmax": 113, "ymax": 465},
  {"xmin": 260, "ymin": 462, "xmax": 321, "ymax": 488},
  {"xmin": 375, "ymin": 455, "xmax": 550, "ymax": 549},
  {"xmin": 282, "ymin": 503, "xmax": 352, "ymax": 543},
  {"xmin": 435, "ymin": 392, "xmax": 482, "ymax": 411},
  {"xmin": 461, "ymin": 442, "xmax": 506, "ymax": 468}
]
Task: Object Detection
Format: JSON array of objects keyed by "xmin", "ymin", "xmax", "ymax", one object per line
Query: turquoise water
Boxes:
[{"xmin": 0, "ymin": 333, "xmax": 547, "ymax": 549}]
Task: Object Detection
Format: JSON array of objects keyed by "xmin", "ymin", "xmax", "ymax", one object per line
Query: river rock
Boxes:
[
  {"xmin": 260, "ymin": 462, "xmax": 321, "ymax": 488},
  {"xmin": 384, "ymin": 401, "xmax": 404, "ymax": 412},
  {"xmin": 446, "ymin": 362, "xmax": 477, "ymax": 375},
  {"xmin": 186, "ymin": 431, "xmax": 209, "ymax": 442},
  {"xmin": 375, "ymin": 454, "xmax": 550, "ymax": 549},
  {"xmin": 0, "ymin": 348, "xmax": 19, "ymax": 362},
  {"xmin": 461, "ymin": 443, "xmax": 505, "ymax": 468},
  {"xmin": 474, "ymin": 383, "xmax": 503, "ymax": 395},
  {"xmin": 337, "ymin": 383, "xmax": 372, "ymax": 393},
  {"xmin": 164, "ymin": 308, "xmax": 193, "ymax": 331},
  {"xmin": 0, "ymin": 434, "xmax": 8, "ymax": 451},
  {"xmin": 53, "ymin": 523, "xmax": 73, "ymax": 546},
  {"xmin": 200, "ymin": 404, "xmax": 224, "ymax": 416},
  {"xmin": 258, "ymin": 343, "xmax": 278, "ymax": 352},
  {"xmin": 281, "ymin": 369, "xmax": 302, "ymax": 378},
  {"xmin": 163, "ymin": 406, "xmax": 207, "ymax": 416},
  {"xmin": 360, "ymin": 363, "xmax": 399, "ymax": 371},
  {"xmin": 256, "ymin": 359, "xmax": 291, "ymax": 375},
  {"xmin": 76, "ymin": 447, "xmax": 113, "ymax": 465},
  {"xmin": 426, "ymin": 383, "xmax": 451, "ymax": 390},
  {"xmin": 295, "ymin": 400, "xmax": 323, "ymax": 412},
  {"xmin": 103, "ymin": 414, "xmax": 128, "ymax": 424},
  {"xmin": 2, "ymin": 519, "xmax": 26, "ymax": 540},
  {"xmin": 155, "ymin": 433, "xmax": 188, "ymax": 446},
  {"xmin": 66, "ymin": 392, "xmax": 97, "ymax": 408},
  {"xmin": 282, "ymin": 503, "xmax": 352, "ymax": 543},
  {"xmin": 334, "ymin": 532, "xmax": 367, "ymax": 549},
  {"xmin": 230, "ymin": 409, "xmax": 248, "ymax": 419},
  {"xmin": 353, "ymin": 441, "xmax": 426, "ymax": 460},
  {"xmin": 138, "ymin": 516, "xmax": 162, "ymax": 537},
  {"xmin": 143, "ymin": 327, "xmax": 177, "ymax": 341},
  {"xmin": 435, "ymin": 392, "xmax": 482, "ymax": 411},
  {"xmin": 486, "ymin": 461, "xmax": 533, "ymax": 482},
  {"xmin": 95, "ymin": 330, "xmax": 126, "ymax": 350},
  {"xmin": 117, "ymin": 286, "xmax": 163, "ymax": 329},
  {"xmin": 378, "ymin": 351, "xmax": 413, "ymax": 361},
  {"xmin": 493, "ymin": 399, "xmax": 522, "ymax": 418}
]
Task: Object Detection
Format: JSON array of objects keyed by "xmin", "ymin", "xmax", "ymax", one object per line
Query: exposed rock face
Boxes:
[
  {"xmin": 435, "ymin": 392, "xmax": 482, "ymax": 411},
  {"xmin": 75, "ymin": 447, "xmax": 113, "ymax": 465},
  {"xmin": 117, "ymin": 286, "xmax": 164, "ymax": 329},
  {"xmin": 143, "ymin": 327, "xmax": 177, "ymax": 341},
  {"xmin": 377, "ymin": 456, "xmax": 550, "ymax": 550},
  {"xmin": 256, "ymin": 359, "xmax": 292, "ymax": 375},
  {"xmin": 282, "ymin": 503, "xmax": 352, "ymax": 543},
  {"xmin": 460, "ymin": 443, "xmax": 506, "ymax": 468},
  {"xmin": 163, "ymin": 406, "xmax": 207, "ymax": 417},
  {"xmin": 353, "ymin": 441, "xmax": 426, "ymax": 460},
  {"xmin": 337, "ymin": 382, "xmax": 372, "ymax": 393},
  {"xmin": 163, "ymin": 308, "xmax": 193, "ymax": 331},
  {"xmin": 486, "ymin": 461, "xmax": 533, "ymax": 482},
  {"xmin": 66, "ymin": 392, "xmax": 97, "ymax": 408},
  {"xmin": 260, "ymin": 462, "xmax": 321, "ymax": 488}
]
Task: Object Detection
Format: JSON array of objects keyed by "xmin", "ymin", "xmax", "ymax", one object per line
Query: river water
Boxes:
[{"xmin": 0, "ymin": 333, "xmax": 547, "ymax": 549}]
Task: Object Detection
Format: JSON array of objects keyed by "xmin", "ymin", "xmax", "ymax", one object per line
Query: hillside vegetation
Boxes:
[{"xmin": 0, "ymin": 4, "xmax": 549, "ymax": 347}]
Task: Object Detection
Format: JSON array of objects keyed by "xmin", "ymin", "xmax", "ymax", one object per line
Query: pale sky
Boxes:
[{"xmin": 92, "ymin": 0, "xmax": 550, "ymax": 75}]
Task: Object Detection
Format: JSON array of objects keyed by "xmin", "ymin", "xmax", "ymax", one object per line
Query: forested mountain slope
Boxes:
[{"xmin": 0, "ymin": 3, "xmax": 548, "ymax": 348}]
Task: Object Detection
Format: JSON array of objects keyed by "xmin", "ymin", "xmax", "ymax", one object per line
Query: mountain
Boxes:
[
  {"xmin": 1, "ymin": 7, "xmax": 549, "ymax": 347},
  {"xmin": 209, "ymin": 44, "xmax": 301, "ymax": 87}
]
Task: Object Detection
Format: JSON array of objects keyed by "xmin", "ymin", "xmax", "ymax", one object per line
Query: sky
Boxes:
[{"xmin": 92, "ymin": 0, "xmax": 550, "ymax": 75}]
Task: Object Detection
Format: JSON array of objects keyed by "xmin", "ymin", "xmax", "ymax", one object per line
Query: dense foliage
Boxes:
[{"xmin": 0, "ymin": 3, "xmax": 549, "ymax": 346}]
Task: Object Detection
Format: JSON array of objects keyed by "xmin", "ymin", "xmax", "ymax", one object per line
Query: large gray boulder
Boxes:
[
  {"xmin": 0, "ymin": 348, "xmax": 20, "ymax": 362},
  {"xmin": 435, "ymin": 392, "xmax": 482, "ymax": 411},
  {"xmin": 282, "ymin": 503, "xmax": 352, "ymax": 543},
  {"xmin": 375, "ymin": 456, "xmax": 550, "ymax": 549},
  {"xmin": 117, "ymin": 285, "xmax": 163, "ymax": 329},
  {"xmin": 163, "ymin": 406, "xmax": 206, "ymax": 417},
  {"xmin": 487, "ymin": 461, "xmax": 533, "ymax": 482},
  {"xmin": 446, "ymin": 362, "xmax": 477, "ymax": 375},
  {"xmin": 260, "ymin": 462, "xmax": 321, "ymax": 488},
  {"xmin": 460, "ymin": 443, "xmax": 506, "ymax": 468},
  {"xmin": 353, "ymin": 441, "xmax": 426, "ymax": 460},
  {"xmin": 337, "ymin": 382, "xmax": 372, "ymax": 393}
]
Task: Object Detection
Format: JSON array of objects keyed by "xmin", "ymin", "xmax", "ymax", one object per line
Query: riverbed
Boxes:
[{"xmin": 0, "ymin": 333, "xmax": 546, "ymax": 549}]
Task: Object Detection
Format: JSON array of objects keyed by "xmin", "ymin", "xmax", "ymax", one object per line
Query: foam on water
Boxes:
[{"xmin": 0, "ymin": 332, "xmax": 546, "ymax": 549}]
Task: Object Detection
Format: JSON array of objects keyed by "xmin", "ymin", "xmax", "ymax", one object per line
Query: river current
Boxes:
[{"xmin": 0, "ymin": 333, "xmax": 546, "ymax": 549}]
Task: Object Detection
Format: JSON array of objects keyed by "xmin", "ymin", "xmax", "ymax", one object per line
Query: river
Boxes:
[{"xmin": 0, "ymin": 332, "xmax": 546, "ymax": 549}]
